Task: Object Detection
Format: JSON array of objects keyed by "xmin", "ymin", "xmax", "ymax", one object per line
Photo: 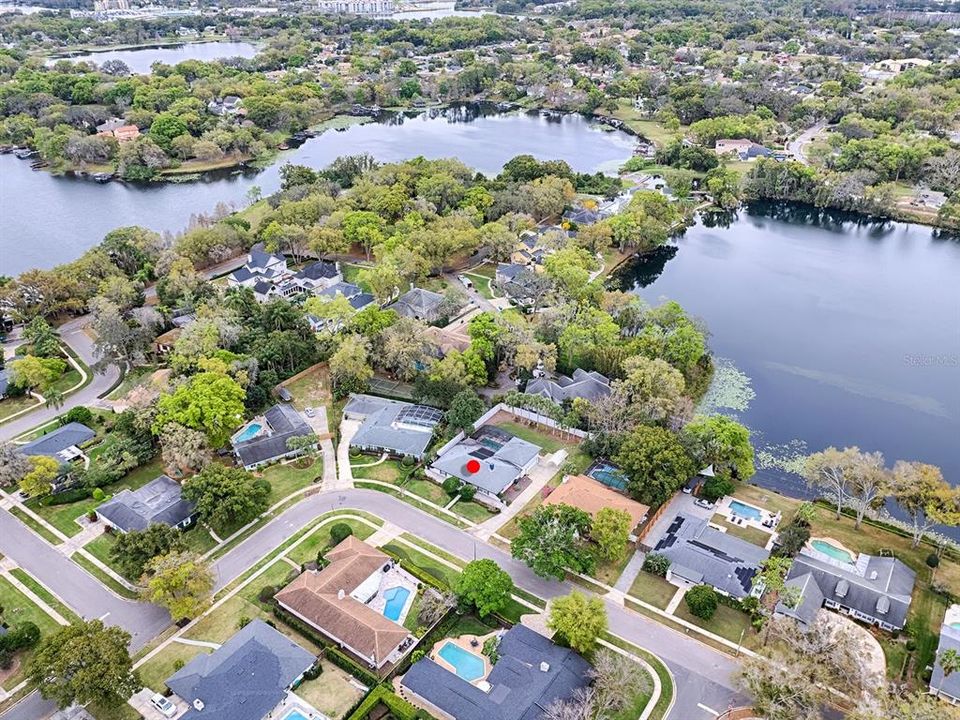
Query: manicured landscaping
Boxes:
[
  {"xmin": 382, "ymin": 542, "xmax": 460, "ymax": 589},
  {"xmin": 710, "ymin": 515, "xmax": 773, "ymax": 547},
  {"xmin": 83, "ymin": 533, "xmax": 130, "ymax": 580},
  {"xmin": 286, "ymin": 518, "xmax": 377, "ymax": 565},
  {"xmin": 71, "ymin": 552, "xmax": 138, "ymax": 599},
  {"xmin": 451, "ymin": 498, "xmax": 497, "ymax": 524},
  {"xmin": 8, "ymin": 506, "xmax": 61, "ymax": 544},
  {"xmin": 28, "ymin": 457, "xmax": 166, "ymax": 537},
  {"xmin": 295, "ymin": 660, "xmax": 366, "ymax": 719},
  {"xmin": 628, "ymin": 571, "xmax": 680, "ymax": 610},
  {"xmin": 404, "ymin": 478, "xmax": 451, "ymax": 506},
  {"xmin": 260, "ymin": 457, "xmax": 323, "ymax": 506},
  {"xmin": 673, "ymin": 602, "xmax": 760, "ymax": 650},
  {"xmin": 350, "ymin": 459, "xmax": 404, "ymax": 483}
]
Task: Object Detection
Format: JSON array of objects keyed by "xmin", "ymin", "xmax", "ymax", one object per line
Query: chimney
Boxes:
[
  {"xmin": 539, "ymin": 661, "xmax": 550, "ymax": 672},
  {"xmin": 193, "ymin": 699, "xmax": 205, "ymax": 711},
  {"xmin": 338, "ymin": 589, "xmax": 345, "ymax": 600}
]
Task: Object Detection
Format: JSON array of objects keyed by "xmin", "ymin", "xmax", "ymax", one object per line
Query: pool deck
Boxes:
[
  {"xmin": 805, "ymin": 536, "xmax": 859, "ymax": 567},
  {"xmin": 429, "ymin": 632, "xmax": 497, "ymax": 685},
  {"xmin": 715, "ymin": 496, "xmax": 780, "ymax": 534},
  {"xmin": 362, "ymin": 564, "xmax": 418, "ymax": 627}
]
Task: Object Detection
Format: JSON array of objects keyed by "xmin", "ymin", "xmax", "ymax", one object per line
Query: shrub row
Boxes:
[{"xmin": 344, "ymin": 684, "xmax": 429, "ymax": 720}]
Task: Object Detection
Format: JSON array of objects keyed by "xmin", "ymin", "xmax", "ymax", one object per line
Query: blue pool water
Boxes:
[
  {"xmin": 588, "ymin": 461, "xmax": 628, "ymax": 491},
  {"xmin": 234, "ymin": 422, "xmax": 263, "ymax": 443},
  {"xmin": 811, "ymin": 539, "xmax": 855, "ymax": 564},
  {"xmin": 382, "ymin": 586, "xmax": 411, "ymax": 621},
  {"xmin": 437, "ymin": 641, "xmax": 486, "ymax": 681},
  {"xmin": 729, "ymin": 500, "xmax": 763, "ymax": 522},
  {"xmin": 282, "ymin": 710, "xmax": 309, "ymax": 720}
]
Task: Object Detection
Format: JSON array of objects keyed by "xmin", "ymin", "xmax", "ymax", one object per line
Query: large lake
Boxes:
[
  {"xmin": 46, "ymin": 41, "xmax": 260, "ymax": 74},
  {"xmin": 613, "ymin": 203, "xmax": 960, "ymax": 499},
  {"xmin": 0, "ymin": 105, "xmax": 636, "ymax": 275}
]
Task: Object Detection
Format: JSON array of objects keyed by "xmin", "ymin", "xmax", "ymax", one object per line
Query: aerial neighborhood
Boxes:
[{"xmin": 0, "ymin": 3, "xmax": 959, "ymax": 720}]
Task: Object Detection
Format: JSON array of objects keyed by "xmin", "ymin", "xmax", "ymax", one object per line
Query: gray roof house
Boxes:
[
  {"xmin": 776, "ymin": 547, "xmax": 916, "ymax": 632},
  {"xmin": 428, "ymin": 426, "xmax": 540, "ymax": 501},
  {"xmin": 344, "ymin": 394, "xmax": 442, "ymax": 460},
  {"xmin": 232, "ymin": 404, "xmax": 315, "ymax": 470},
  {"xmin": 773, "ymin": 571, "xmax": 825, "ymax": 626},
  {"xmin": 931, "ymin": 605, "xmax": 960, "ymax": 704},
  {"xmin": 401, "ymin": 624, "xmax": 592, "ymax": 720},
  {"xmin": 19, "ymin": 422, "xmax": 96, "ymax": 462},
  {"xmin": 96, "ymin": 475, "xmax": 196, "ymax": 533},
  {"xmin": 0, "ymin": 368, "xmax": 9, "ymax": 399},
  {"xmin": 387, "ymin": 287, "xmax": 446, "ymax": 323},
  {"xmin": 165, "ymin": 619, "xmax": 314, "ymax": 720},
  {"xmin": 525, "ymin": 368, "xmax": 611, "ymax": 404},
  {"xmin": 654, "ymin": 513, "xmax": 770, "ymax": 599}
]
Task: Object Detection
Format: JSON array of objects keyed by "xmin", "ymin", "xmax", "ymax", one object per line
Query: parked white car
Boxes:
[
  {"xmin": 694, "ymin": 498, "xmax": 715, "ymax": 510},
  {"xmin": 150, "ymin": 693, "xmax": 177, "ymax": 718},
  {"xmin": 304, "ymin": 407, "xmax": 316, "ymax": 418},
  {"xmin": 458, "ymin": 274, "xmax": 473, "ymax": 288}
]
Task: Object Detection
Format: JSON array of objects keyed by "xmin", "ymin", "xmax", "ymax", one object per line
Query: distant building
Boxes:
[
  {"xmin": 344, "ymin": 394, "xmax": 442, "ymax": 460},
  {"xmin": 525, "ymin": 368, "xmax": 611, "ymax": 404},
  {"xmin": 714, "ymin": 139, "xmax": 773, "ymax": 161},
  {"xmin": 317, "ymin": 0, "xmax": 396, "ymax": 14},
  {"xmin": 654, "ymin": 513, "xmax": 769, "ymax": 599},
  {"xmin": 387, "ymin": 287, "xmax": 449, "ymax": 323},
  {"xmin": 207, "ymin": 95, "xmax": 243, "ymax": 116},
  {"xmin": 0, "ymin": 368, "xmax": 9, "ymax": 399},
  {"xmin": 165, "ymin": 619, "xmax": 314, "ymax": 720},
  {"xmin": 775, "ymin": 544, "xmax": 916, "ymax": 632},
  {"xmin": 96, "ymin": 475, "xmax": 196, "ymax": 533}
]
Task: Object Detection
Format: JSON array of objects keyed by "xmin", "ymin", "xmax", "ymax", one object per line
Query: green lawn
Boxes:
[
  {"xmin": 8, "ymin": 568, "xmax": 80, "ymax": 624},
  {"xmin": 350, "ymin": 459, "xmax": 404, "ymax": 483},
  {"xmin": 341, "ymin": 263, "xmax": 371, "ymax": 292},
  {"xmin": 138, "ymin": 643, "xmax": 211, "ymax": 692},
  {"xmin": 463, "ymin": 272, "xmax": 494, "ymax": 299},
  {"xmin": 46, "ymin": 368, "xmax": 81, "ymax": 396},
  {"xmin": 295, "ymin": 660, "xmax": 366, "ymax": 719},
  {"xmin": 490, "ymin": 420, "xmax": 576, "ymax": 454},
  {"xmin": 9, "ymin": 506, "xmax": 61, "ymax": 544},
  {"xmin": 71, "ymin": 553, "xmax": 138, "ymax": 599},
  {"xmin": 286, "ymin": 518, "xmax": 377, "ymax": 565},
  {"xmin": 86, "ymin": 701, "xmax": 142, "ymax": 720},
  {"xmin": 452, "ymin": 499, "xmax": 497, "ymax": 523},
  {"xmin": 83, "ymin": 533, "xmax": 131, "ymax": 580},
  {"xmin": 0, "ymin": 394, "xmax": 41, "ymax": 423},
  {"xmin": 628, "ymin": 571, "xmax": 679, "ymax": 610},
  {"xmin": 260, "ymin": 458, "xmax": 323, "ymax": 506},
  {"xmin": 673, "ymin": 602, "xmax": 760, "ymax": 650},
  {"xmin": 383, "ymin": 542, "xmax": 460, "ymax": 589},
  {"xmin": 0, "ymin": 575, "xmax": 61, "ymax": 690},
  {"xmin": 29, "ymin": 457, "xmax": 166, "ymax": 537},
  {"xmin": 181, "ymin": 525, "xmax": 218, "ymax": 554},
  {"xmin": 710, "ymin": 515, "xmax": 773, "ymax": 547},
  {"xmin": 405, "ymin": 478, "xmax": 451, "ymax": 506}
]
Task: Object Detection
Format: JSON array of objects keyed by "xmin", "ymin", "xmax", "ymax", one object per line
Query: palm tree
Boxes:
[
  {"xmin": 938, "ymin": 648, "xmax": 960, "ymax": 694},
  {"xmin": 44, "ymin": 391, "xmax": 64, "ymax": 411}
]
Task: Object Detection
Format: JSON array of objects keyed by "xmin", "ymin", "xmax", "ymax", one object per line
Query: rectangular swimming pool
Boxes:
[
  {"xmin": 437, "ymin": 641, "xmax": 485, "ymax": 681},
  {"xmin": 729, "ymin": 500, "xmax": 763, "ymax": 522},
  {"xmin": 282, "ymin": 710, "xmax": 309, "ymax": 720},
  {"xmin": 587, "ymin": 461, "xmax": 628, "ymax": 491},
  {"xmin": 234, "ymin": 422, "xmax": 263, "ymax": 443}
]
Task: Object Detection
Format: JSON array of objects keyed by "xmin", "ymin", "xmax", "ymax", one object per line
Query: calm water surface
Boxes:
[
  {"xmin": 46, "ymin": 41, "xmax": 260, "ymax": 74},
  {"xmin": 0, "ymin": 105, "xmax": 635, "ymax": 275},
  {"xmin": 614, "ymin": 204, "xmax": 960, "ymax": 498}
]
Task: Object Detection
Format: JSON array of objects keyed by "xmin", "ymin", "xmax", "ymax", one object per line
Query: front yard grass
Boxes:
[
  {"xmin": 673, "ymin": 602, "xmax": 761, "ymax": 650},
  {"xmin": 709, "ymin": 515, "xmax": 773, "ymax": 547},
  {"xmin": 628, "ymin": 571, "xmax": 679, "ymax": 610},
  {"xmin": 286, "ymin": 518, "xmax": 377, "ymax": 565},
  {"xmin": 260, "ymin": 457, "xmax": 323, "ymax": 506},
  {"xmin": 83, "ymin": 533, "xmax": 131, "ymax": 580},
  {"xmin": 0, "ymin": 575, "xmax": 61, "ymax": 690},
  {"xmin": 451, "ymin": 499, "xmax": 497, "ymax": 524},
  {"xmin": 295, "ymin": 660, "xmax": 366, "ymax": 719},
  {"xmin": 350, "ymin": 459, "xmax": 404, "ymax": 483},
  {"xmin": 405, "ymin": 478, "xmax": 451, "ymax": 506},
  {"xmin": 138, "ymin": 642, "xmax": 211, "ymax": 692},
  {"xmin": 0, "ymin": 394, "xmax": 41, "ymax": 423},
  {"xmin": 383, "ymin": 541, "xmax": 460, "ymax": 589},
  {"xmin": 8, "ymin": 568, "xmax": 81, "ymax": 624},
  {"xmin": 8, "ymin": 506, "xmax": 61, "ymax": 544},
  {"xmin": 71, "ymin": 553, "xmax": 138, "ymax": 599}
]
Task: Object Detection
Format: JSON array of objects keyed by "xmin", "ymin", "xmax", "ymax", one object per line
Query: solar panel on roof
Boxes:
[{"xmin": 471, "ymin": 447, "xmax": 494, "ymax": 460}]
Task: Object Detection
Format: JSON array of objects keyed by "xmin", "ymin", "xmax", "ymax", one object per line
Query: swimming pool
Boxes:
[
  {"xmin": 729, "ymin": 500, "xmax": 763, "ymax": 522},
  {"xmin": 234, "ymin": 422, "xmax": 263, "ymax": 443},
  {"xmin": 437, "ymin": 641, "xmax": 486, "ymax": 681},
  {"xmin": 382, "ymin": 586, "xmax": 411, "ymax": 621},
  {"xmin": 281, "ymin": 709, "xmax": 309, "ymax": 720},
  {"xmin": 811, "ymin": 539, "xmax": 855, "ymax": 564},
  {"xmin": 588, "ymin": 462, "xmax": 628, "ymax": 491}
]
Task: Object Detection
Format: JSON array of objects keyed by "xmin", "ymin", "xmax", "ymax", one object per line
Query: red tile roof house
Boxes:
[{"xmin": 275, "ymin": 537, "xmax": 416, "ymax": 671}]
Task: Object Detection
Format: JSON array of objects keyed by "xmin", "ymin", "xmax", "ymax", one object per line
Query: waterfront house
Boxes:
[
  {"xmin": 653, "ymin": 513, "xmax": 770, "ymax": 599},
  {"xmin": 775, "ymin": 545, "xmax": 915, "ymax": 632},
  {"xmin": 96, "ymin": 475, "xmax": 196, "ymax": 533},
  {"xmin": 164, "ymin": 619, "xmax": 314, "ymax": 720},
  {"xmin": 544, "ymin": 474, "xmax": 649, "ymax": 541},
  {"xmin": 227, "ymin": 243, "xmax": 290, "ymax": 290},
  {"xmin": 931, "ymin": 604, "xmax": 960, "ymax": 704},
  {"xmin": 275, "ymin": 537, "xmax": 415, "ymax": 670},
  {"xmin": 525, "ymin": 368, "xmax": 611, "ymax": 404}
]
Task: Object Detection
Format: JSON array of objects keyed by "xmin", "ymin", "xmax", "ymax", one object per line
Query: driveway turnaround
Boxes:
[{"xmin": 0, "ymin": 489, "xmax": 748, "ymax": 720}]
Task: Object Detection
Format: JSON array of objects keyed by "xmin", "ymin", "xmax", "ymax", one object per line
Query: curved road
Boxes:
[
  {"xmin": 786, "ymin": 120, "xmax": 827, "ymax": 166},
  {"xmin": 0, "ymin": 488, "xmax": 747, "ymax": 720}
]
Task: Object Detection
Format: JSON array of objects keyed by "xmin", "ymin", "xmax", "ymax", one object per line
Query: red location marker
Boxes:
[{"xmin": 466, "ymin": 459, "xmax": 481, "ymax": 475}]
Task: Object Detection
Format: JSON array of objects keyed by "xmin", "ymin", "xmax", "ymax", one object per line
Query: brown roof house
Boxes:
[
  {"xmin": 544, "ymin": 474, "xmax": 649, "ymax": 541},
  {"xmin": 275, "ymin": 537, "xmax": 416, "ymax": 670}
]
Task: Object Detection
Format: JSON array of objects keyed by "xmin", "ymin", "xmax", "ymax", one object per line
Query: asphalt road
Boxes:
[
  {"xmin": 0, "ymin": 316, "xmax": 119, "ymax": 442},
  {"xmin": 1, "ymin": 487, "xmax": 747, "ymax": 720},
  {"xmin": 786, "ymin": 120, "xmax": 827, "ymax": 166}
]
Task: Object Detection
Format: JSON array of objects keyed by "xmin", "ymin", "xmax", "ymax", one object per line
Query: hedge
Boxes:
[
  {"xmin": 379, "ymin": 548, "xmax": 450, "ymax": 593},
  {"xmin": 271, "ymin": 605, "xmax": 380, "ymax": 687},
  {"xmin": 344, "ymin": 684, "xmax": 428, "ymax": 720},
  {"xmin": 41, "ymin": 487, "xmax": 91, "ymax": 505}
]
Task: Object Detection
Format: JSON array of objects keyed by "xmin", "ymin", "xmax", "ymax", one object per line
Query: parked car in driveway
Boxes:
[
  {"xmin": 150, "ymin": 693, "xmax": 177, "ymax": 718},
  {"xmin": 694, "ymin": 498, "xmax": 715, "ymax": 510},
  {"xmin": 304, "ymin": 407, "xmax": 315, "ymax": 418},
  {"xmin": 458, "ymin": 274, "xmax": 473, "ymax": 288}
]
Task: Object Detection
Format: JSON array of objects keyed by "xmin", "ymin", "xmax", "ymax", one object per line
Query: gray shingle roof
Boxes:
[
  {"xmin": 654, "ymin": 513, "xmax": 770, "ymax": 599},
  {"xmin": 233, "ymin": 404, "xmax": 313, "ymax": 468},
  {"xmin": 0, "ymin": 368, "xmax": 8, "ymax": 396},
  {"xmin": 496, "ymin": 263, "xmax": 527, "ymax": 282},
  {"xmin": 345, "ymin": 394, "xmax": 440, "ymax": 459},
  {"xmin": 402, "ymin": 625, "xmax": 591, "ymax": 720},
  {"xmin": 774, "ymin": 571, "xmax": 824, "ymax": 626},
  {"xmin": 387, "ymin": 287, "xmax": 444, "ymax": 320},
  {"xmin": 784, "ymin": 551, "xmax": 915, "ymax": 629},
  {"xmin": 296, "ymin": 261, "xmax": 339, "ymax": 281},
  {"xmin": 248, "ymin": 243, "xmax": 284, "ymax": 270},
  {"xmin": 526, "ymin": 368, "xmax": 611, "ymax": 404},
  {"xmin": 96, "ymin": 475, "xmax": 195, "ymax": 533},
  {"xmin": 933, "ymin": 621, "xmax": 960, "ymax": 700},
  {"xmin": 166, "ymin": 619, "xmax": 314, "ymax": 720},
  {"xmin": 349, "ymin": 293, "xmax": 375, "ymax": 310},
  {"xmin": 318, "ymin": 281, "xmax": 361, "ymax": 299},
  {"xmin": 430, "ymin": 427, "xmax": 540, "ymax": 495},
  {"xmin": 19, "ymin": 423, "xmax": 95, "ymax": 458}
]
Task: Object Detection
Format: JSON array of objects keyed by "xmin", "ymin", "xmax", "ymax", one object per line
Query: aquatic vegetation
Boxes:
[
  {"xmin": 755, "ymin": 438, "xmax": 809, "ymax": 476},
  {"xmin": 697, "ymin": 357, "xmax": 755, "ymax": 414}
]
